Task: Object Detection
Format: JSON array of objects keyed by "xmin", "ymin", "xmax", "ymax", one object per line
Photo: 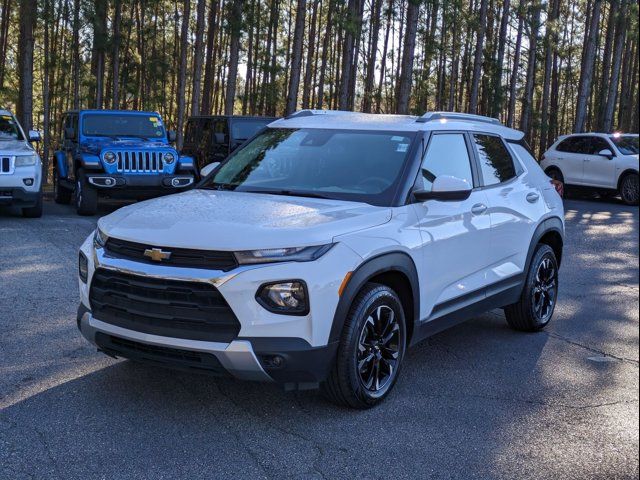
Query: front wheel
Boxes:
[
  {"xmin": 619, "ymin": 173, "xmax": 639, "ymax": 206},
  {"xmin": 53, "ymin": 166, "xmax": 72, "ymax": 204},
  {"xmin": 75, "ymin": 168, "xmax": 98, "ymax": 216},
  {"xmin": 321, "ymin": 283, "xmax": 406, "ymax": 408},
  {"xmin": 504, "ymin": 244, "xmax": 559, "ymax": 332}
]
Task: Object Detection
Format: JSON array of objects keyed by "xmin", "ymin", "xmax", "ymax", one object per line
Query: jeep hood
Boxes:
[
  {"xmin": 80, "ymin": 138, "xmax": 174, "ymax": 156},
  {"xmin": 98, "ymin": 189, "xmax": 391, "ymax": 250},
  {"xmin": 0, "ymin": 139, "xmax": 36, "ymax": 155}
]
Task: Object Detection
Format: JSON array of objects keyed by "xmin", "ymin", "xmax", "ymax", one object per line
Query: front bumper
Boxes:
[
  {"xmin": 0, "ymin": 187, "xmax": 40, "ymax": 207},
  {"xmin": 85, "ymin": 173, "xmax": 194, "ymax": 194}
]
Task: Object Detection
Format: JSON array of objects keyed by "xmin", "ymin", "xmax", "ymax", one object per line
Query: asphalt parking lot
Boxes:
[{"xmin": 1, "ymin": 196, "xmax": 638, "ymax": 480}]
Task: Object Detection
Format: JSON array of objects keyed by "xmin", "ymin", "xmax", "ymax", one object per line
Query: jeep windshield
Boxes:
[
  {"xmin": 0, "ymin": 115, "xmax": 24, "ymax": 141},
  {"xmin": 610, "ymin": 135, "xmax": 639, "ymax": 155},
  {"xmin": 82, "ymin": 114, "xmax": 166, "ymax": 140},
  {"xmin": 201, "ymin": 128, "xmax": 416, "ymax": 206}
]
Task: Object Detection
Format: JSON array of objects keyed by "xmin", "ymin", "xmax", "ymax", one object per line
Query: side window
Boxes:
[
  {"xmin": 473, "ymin": 134, "xmax": 517, "ymax": 186},
  {"xmin": 556, "ymin": 138, "xmax": 577, "ymax": 153},
  {"xmin": 588, "ymin": 137, "xmax": 611, "ymax": 155},
  {"xmin": 419, "ymin": 133, "xmax": 474, "ymax": 191}
]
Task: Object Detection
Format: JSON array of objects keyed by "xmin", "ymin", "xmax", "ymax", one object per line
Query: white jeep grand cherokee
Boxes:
[
  {"xmin": 77, "ymin": 110, "xmax": 564, "ymax": 408},
  {"xmin": 0, "ymin": 109, "xmax": 43, "ymax": 217}
]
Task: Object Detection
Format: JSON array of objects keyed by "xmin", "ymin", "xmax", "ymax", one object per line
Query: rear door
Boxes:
[
  {"xmin": 554, "ymin": 136, "xmax": 587, "ymax": 185},
  {"xmin": 581, "ymin": 137, "xmax": 617, "ymax": 188},
  {"xmin": 472, "ymin": 133, "xmax": 546, "ymax": 288}
]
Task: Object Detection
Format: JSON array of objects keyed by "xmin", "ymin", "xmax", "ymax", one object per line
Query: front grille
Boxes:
[
  {"xmin": 114, "ymin": 151, "xmax": 165, "ymax": 173},
  {"xmin": 94, "ymin": 332, "xmax": 230, "ymax": 376},
  {"xmin": 104, "ymin": 237, "xmax": 238, "ymax": 271},
  {"xmin": 0, "ymin": 156, "xmax": 13, "ymax": 174},
  {"xmin": 90, "ymin": 269, "xmax": 241, "ymax": 342}
]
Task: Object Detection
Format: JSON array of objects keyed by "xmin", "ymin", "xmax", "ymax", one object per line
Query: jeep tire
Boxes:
[
  {"xmin": 321, "ymin": 283, "xmax": 406, "ymax": 409},
  {"xmin": 504, "ymin": 244, "xmax": 558, "ymax": 332},
  {"xmin": 53, "ymin": 165, "xmax": 72, "ymax": 204},
  {"xmin": 76, "ymin": 168, "xmax": 98, "ymax": 216}
]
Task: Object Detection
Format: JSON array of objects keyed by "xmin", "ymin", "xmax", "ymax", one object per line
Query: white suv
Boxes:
[
  {"xmin": 0, "ymin": 109, "xmax": 43, "ymax": 217},
  {"xmin": 541, "ymin": 133, "xmax": 639, "ymax": 205},
  {"xmin": 77, "ymin": 111, "xmax": 564, "ymax": 408}
]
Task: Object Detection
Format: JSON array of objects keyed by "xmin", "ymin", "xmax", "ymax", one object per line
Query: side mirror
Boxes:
[
  {"xmin": 167, "ymin": 130, "xmax": 177, "ymax": 143},
  {"xmin": 200, "ymin": 161, "xmax": 221, "ymax": 177},
  {"xmin": 413, "ymin": 175, "xmax": 472, "ymax": 202},
  {"xmin": 598, "ymin": 148, "xmax": 614, "ymax": 159},
  {"xmin": 28, "ymin": 130, "xmax": 41, "ymax": 142},
  {"xmin": 64, "ymin": 127, "xmax": 76, "ymax": 140}
]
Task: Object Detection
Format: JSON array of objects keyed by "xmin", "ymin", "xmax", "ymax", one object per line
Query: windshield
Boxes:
[
  {"xmin": 0, "ymin": 114, "xmax": 24, "ymax": 141},
  {"xmin": 201, "ymin": 128, "xmax": 416, "ymax": 206},
  {"xmin": 82, "ymin": 114, "xmax": 166, "ymax": 139},
  {"xmin": 610, "ymin": 135, "xmax": 639, "ymax": 155},
  {"xmin": 231, "ymin": 119, "xmax": 272, "ymax": 141}
]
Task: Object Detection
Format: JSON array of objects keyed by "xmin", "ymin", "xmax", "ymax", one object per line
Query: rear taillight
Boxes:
[{"xmin": 550, "ymin": 179, "xmax": 564, "ymax": 198}]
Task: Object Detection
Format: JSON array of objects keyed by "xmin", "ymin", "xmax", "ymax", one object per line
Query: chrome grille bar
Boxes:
[{"xmin": 115, "ymin": 150, "xmax": 165, "ymax": 173}]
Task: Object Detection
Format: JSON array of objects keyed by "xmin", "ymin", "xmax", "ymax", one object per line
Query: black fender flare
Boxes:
[
  {"xmin": 328, "ymin": 251, "xmax": 420, "ymax": 343},
  {"xmin": 524, "ymin": 216, "xmax": 564, "ymax": 275}
]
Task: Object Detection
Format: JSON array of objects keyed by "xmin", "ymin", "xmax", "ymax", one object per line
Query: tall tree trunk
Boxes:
[
  {"xmin": 603, "ymin": 0, "xmax": 628, "ymax": 132},
  {"xmin": 395, "ymin": 0, "xmax": 419, "ymax": 114},
  {"xmin": 376, "ymin": 0, "xmax": 393, "ymax": 113},
  {"xmin": 191, "ymin": 0, "xmax": 207, "ymax": 116},
  {"xmin": 225, "ymin": 0, "xmax": 243, "ymax": 115},
  {"xmin": 507, "ymin": 7, "xmax": 524, "ymax": 128},
  {"xmin": 316, "ymin": 0, "xmax": 334, "ymax": 108},
  {"xmin": 338, "ymin": 0, "xmax": 362, "ymax": 110},
  {"xmin": 242, "ymin": 0, "xmax": 256, "ymax": 114},
  {"xmin": 17, "ymin": 0, "xmax": 36, "ymax": 131},
  {"xmin": 286, "ymin": 0, "xmax": 306, "ymax": 114},
  {"xmin": 361, "ymin": 0, "xmax": 382, "ymax": 112},
  {"xmin": 539, "ymin": 0, "xmax": 559, "ymax": 156},
  {"xmin": 469, "ymin": 0, "xmax": 488, "ymax": 113},
  {"xmin": 112, "ymin": 0, "xmax": 122, "ymax": 109},
  {"xmin": 176, "ymin": 0, "xmax": 191, "ymax": 148},
  {"xmin": 0, "ymin": 0, "xmax": 12, "ymax": 90},
  {"xmin": 490, "ymin": 0, "xmax": 510, "ymax": 118},
  {"xmin": 91, "ymin": 0, "xmax": 108, "ymax": 109},
  {"xmin": 72, "ymin": 0, "xmax": 80, "ymax": 109},
  {"xmin": 202, "ymin": 0, "xmax": 220, "ymax": 115},
  {"xmin": 520, "ymin": 1, "xmax": 541, "ymax": 142},
  {"xmin": 574, "ymin": 0, "xmax": 602, "ymax": 132},
  {"xmin": 596, "ymin": 0, "xmax": 619, "ymax": 129},
  {"xmin": 302, "ymin": 0, "xmax": 319, "ymax": 109}
]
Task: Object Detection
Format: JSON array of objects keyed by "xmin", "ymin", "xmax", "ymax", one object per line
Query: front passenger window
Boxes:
[{"xmin": 420, "ymin": 133, "xmax": 473, "ymax": 191}]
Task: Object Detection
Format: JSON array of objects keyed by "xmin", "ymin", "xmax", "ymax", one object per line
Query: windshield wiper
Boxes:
[{"xmin": 240, "ymin": 189, "xmax": 331, "ymax": 199}]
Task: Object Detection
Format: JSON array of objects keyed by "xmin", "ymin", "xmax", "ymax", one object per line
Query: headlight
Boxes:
[
  {"xmin": 234, "ymin": 244, "xmax": 333, "ymax": 265},
  {"xmin": 15, "ymin": 155, "xmax": 38, "ymax": 167},
  {"xmin": 163, "ymin": 152, "xmax": 175, "ymax": 164},
  {"xmin": 103, "ymin": 151, "xmax": 116, "ymax": 164},
  {"xmin": 93, "ymin": 227, "xmax": 108, "ymax": 249},
  {"xmin": 256, "ymin": 281, "xmax": 308, "ymax": 315},
  {"xmin": 79, "ymin": 251, "xmax": 88, "ymax": 283}
]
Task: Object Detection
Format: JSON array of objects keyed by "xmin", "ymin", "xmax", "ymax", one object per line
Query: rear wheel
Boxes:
[
  {"xmin": 53, "ymin": 165, "xmax": 72, "ymax": 204},
  {"xmin": 75, "ymin": 168, "xmax": 98, "ymax": 216},
  {"xmin": 619, "ymin": 173, "xmax": 639, "ymax": 206},
  {"xmin": 504, "ymin": 244, "xmax": 558, "ymax": 332},
  {"xmin": 321, "ymin": 283, "xmax": 406, "ymax": 409}
]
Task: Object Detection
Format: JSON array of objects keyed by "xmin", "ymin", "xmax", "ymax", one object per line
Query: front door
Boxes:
[
  {"xmin": 581, "ymin": 137, "xmax": 617, "ymax": 188},
  {"xmin": 411, "ymin": 132, "xmax": 492, "ymax": 319}
]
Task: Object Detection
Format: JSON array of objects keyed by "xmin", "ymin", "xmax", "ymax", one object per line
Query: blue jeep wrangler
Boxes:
[{"xmin": 53, "ymin": 110, "xmax": 195, "ymax": 215}]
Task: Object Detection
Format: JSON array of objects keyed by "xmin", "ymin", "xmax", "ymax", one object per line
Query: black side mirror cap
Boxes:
[
  {"xmin": 412, "ymin": 188, "xmax": 472, "ymax": 202},
  {"xmin": 167, "ymin": 130, "xmax": 177, "ymax": 143}
]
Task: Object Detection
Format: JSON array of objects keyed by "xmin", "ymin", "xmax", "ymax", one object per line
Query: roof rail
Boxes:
[
  {"xmin": 416, "ymin": 111, "xmax": 501, "ymax": 125},
  {"xmin": 284, "ymin": 109, "xmax": 360, "ymax": 120}
]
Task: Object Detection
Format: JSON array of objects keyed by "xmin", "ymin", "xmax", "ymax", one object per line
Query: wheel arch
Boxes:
[
  {"xmin": 617, "ymin": 169, "xmax": 639, "ymax": 191},
  {"xmin": 329, "ymin": 251, "xmax": 420, "ymax": 345},
  {"xmin": 525, "ymin": 217, "xmax": 564, "ymax": 274}
]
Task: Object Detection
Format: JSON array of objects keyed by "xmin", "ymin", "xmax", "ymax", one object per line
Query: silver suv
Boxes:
[{"xmin": 0, "ymin": 109, "xmax": 43, "ymax": 217}]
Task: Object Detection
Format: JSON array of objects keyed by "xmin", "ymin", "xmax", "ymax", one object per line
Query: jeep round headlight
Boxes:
[
  {"xmin": 103, "ymin": 151, "xmax": 116, "ymax": 164},
  {"xmin": 15, "ymin": 155, "xmax": 38, "ymax": 167},
  {"xmin": 164, "ymin": 152, "xmax": 175, "ymax": 164}
]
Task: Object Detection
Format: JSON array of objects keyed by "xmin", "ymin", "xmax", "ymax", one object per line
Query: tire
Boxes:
[
  {"xmin": 504, "ymin": 244, "xmax": 558, "ymax": 332},
  {"xmin": 75, "ymin": 168, "xmax": 98, "ymax": 216},
  {"xmin": 21, "ymin": 190, "xmax": 43, "ymax": 218},
  {"xmin": 321, "ymin": 283, "xmax": 407, "ymax": 409},
  {"xmin": 619, "ymin": 173, "xmax": 639, "ymax": 206},
  {"xmin": 53, "ymin": 166, "xmax": 72, "ymax": 204}
]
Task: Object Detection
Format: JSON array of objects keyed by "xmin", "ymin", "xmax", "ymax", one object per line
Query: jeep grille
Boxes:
[{"xmin": 115, "ymin": 151, "xmax": 165, "ymax": 173}]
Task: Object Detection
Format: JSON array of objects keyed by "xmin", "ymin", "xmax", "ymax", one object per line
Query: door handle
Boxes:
[
  {"xmin": 526, "ymin": 192, "xmax": 540, "ymax": 203},
  {"xmin": 471, "ymin": 203, "xmax": 488, "ymax": 215}
]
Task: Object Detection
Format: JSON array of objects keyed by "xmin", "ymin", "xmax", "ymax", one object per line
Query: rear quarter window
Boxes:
[{"xmin": 473, "ymin": 134, "xmax": 517, "ymax": 186}]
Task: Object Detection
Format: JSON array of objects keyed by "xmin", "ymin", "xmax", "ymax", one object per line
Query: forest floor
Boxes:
[{"xmin": 1, "ymin": 197, "xmax": 638, "ymax": 480}]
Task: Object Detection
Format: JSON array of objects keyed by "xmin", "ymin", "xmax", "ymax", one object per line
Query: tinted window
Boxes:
[
  {"xmin": 556, "ymin": 137, "xmax": 581, "ymax": 153},
  {"xmin": 419, "ymin": 133, "xmax": 473, "ymax": 190},
  {"xmin": 474, "ymin": 134, "xmax": 517, "ymax": 186},
  {"xmin": 610, "ymin": 135, "xmax": 639, "ymax": 155},
  {"xmin": 231, "ymin": 119, "xmax": 272, "ymax": 141},
  {"xmin": 585, "ymin": 137, "xmax": 610, "ymax": 155},
  {"xmin": 82, "ymin": 114, "xmax": 166, "ymax": 139},
  {"xmin": 202, "ymin": 128, "xmax": 416, "ymax": 206}
]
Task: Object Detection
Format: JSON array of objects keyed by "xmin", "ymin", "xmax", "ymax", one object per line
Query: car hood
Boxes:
[
  {"xmin": 98, "ymin": 189, "xmax": 392, "ymax": 250},
  {"xmin": 0, "ymin": 139, "xmax": 36, "ymax": 155},
  {"xmin": 80, "ymin": 138, "xmax": 174, "ymax": 156}
]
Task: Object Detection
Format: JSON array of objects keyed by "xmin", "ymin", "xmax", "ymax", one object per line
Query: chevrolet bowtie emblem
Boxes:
[{"xmin": 143, "ymin": 247, "xmax": 172, "ymax": 262}]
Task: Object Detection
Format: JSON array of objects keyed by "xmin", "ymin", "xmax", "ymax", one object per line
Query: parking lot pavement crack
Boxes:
[
  {"xmin": 546, "ymin": 332, "xmax": 639, "ymax": 366},
  {"xmin": 426, "ymin": 393, "xmax": 638, "ymax": 410}
]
